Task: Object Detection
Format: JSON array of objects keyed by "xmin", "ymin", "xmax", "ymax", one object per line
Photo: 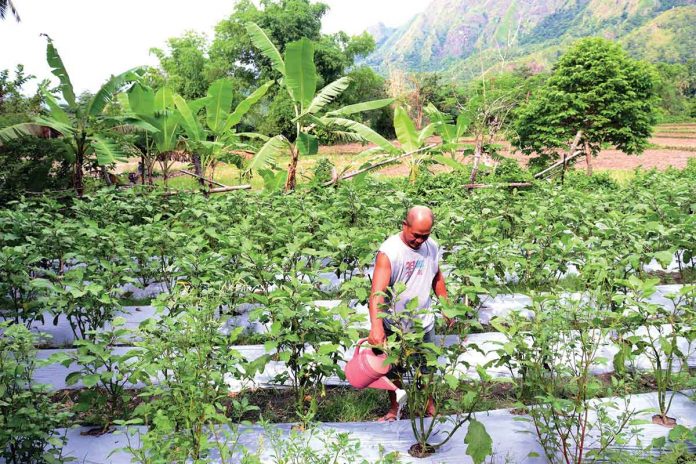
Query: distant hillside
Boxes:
[{"xmin": 364, "ymin": 0, "xmax": 696, "ymax": 79}]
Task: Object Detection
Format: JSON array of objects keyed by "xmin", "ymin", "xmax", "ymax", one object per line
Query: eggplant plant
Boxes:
[
  {"xmin": 249, "ymin": 277, "xmax": 362, "ymax": 425},
  {"xmin": 126, "ymin": 289, "xmax": 254, "ymax": 463},
  {"xmin": 619, "ymin": 278, "xmax": 696, "ymax": 426},
  {"xmin": 379, "ymin": 291, "xmax": 493, "ymax": 462},
  {"xmin": 0, "ymin": 322, "xmax": 72, "ymax": 464},
  {"xmin": 48, "ymin": 317, "xmax": 147, "ymax": 429},
  {"xmin": 523, "ymin": 293, "xmax": 641, "ymax": 464}
]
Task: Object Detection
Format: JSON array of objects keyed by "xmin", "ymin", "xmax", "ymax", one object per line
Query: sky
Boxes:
[{"xmin": 0, "ymin": 0, "xmax": 427, "ymax": 94}]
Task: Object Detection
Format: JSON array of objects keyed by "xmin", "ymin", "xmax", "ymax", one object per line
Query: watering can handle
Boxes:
[{"xmin": 353, "ymin": 338, "xmax": 368, "ymax": 357}]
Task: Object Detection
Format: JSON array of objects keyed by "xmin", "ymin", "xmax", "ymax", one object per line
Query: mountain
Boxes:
[{"xmin": 364, "ymin": 0, "xmax": 696, "ymax": 79}]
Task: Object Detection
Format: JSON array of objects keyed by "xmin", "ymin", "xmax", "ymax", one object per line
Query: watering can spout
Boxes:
[{"xmin": 368, "ymin": 376, "xmax": 399, "ymax": 391}]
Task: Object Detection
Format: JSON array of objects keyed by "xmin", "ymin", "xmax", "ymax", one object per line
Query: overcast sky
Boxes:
[{"xmin": 0, "ymin": 0, "xmax": 427, "ymax": 94}]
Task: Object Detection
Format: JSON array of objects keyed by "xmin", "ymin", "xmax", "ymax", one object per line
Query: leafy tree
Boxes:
[
  {"xmin": 0, "ymin": 66, "xmax": 71, "ymax": 201},
  {"xmin": 0, "ymin": 66, "xmax": 42, "ymax": 120},
  {"xmin": 123, "ymin": 84, "xmax": 181, "ymax": 185},
  {"xmin": 150, "ymin": 31, "xmax": 212, "ymax": 100},
  {"xmin": 207, "ymin": 0, "xmax": 377, "ymax": 138},
  {"xmin": 244, "ymin": 22, "xmax": 392, "ymax": 191},
  {"xmin": 514, "ymin": 37, "xmax": 658, "ymax": 173},
  {"xmin": 209, "ymin": 0, "xmax": 329, "ymax": 84},
  {"xmin": 173, "ymin": 77, "xmax": 273, "ymax": 182},
  {"xmin": 0, "ymin": 36, "xmax": 143, "ymax": 196}
]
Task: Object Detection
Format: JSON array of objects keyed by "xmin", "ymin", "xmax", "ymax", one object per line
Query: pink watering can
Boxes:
[{"xmin": 344, "ymin": 339, "xmax": 407, "ymax": 404}]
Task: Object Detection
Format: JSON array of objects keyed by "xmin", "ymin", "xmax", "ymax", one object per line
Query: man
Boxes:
[{"xmin": 368, "ymin": 205, "xmax": 449, "ymax": 422}]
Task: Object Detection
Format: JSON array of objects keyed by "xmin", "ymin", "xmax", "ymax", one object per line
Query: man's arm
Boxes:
[
  {"xmin": 432, "ymin": 269, "xmax": 453, "ymax": 327},
  {"xmin": 432, "ymin": 269, "xmax": 447, "ymax": 300},
  {"xmin": 368, "ymin": 251, "xmax": 391, "ymax": 346}
]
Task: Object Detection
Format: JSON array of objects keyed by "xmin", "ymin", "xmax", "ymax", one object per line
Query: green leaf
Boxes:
[
  {"xmin": 88, "ymin": 68, "xmax": 143, "ymax": 117},
  {"xmin": 91, "ymin": 134, "xmax": 127, "ymax": 165},
  {"xmin": 42, "ymin": 34, "xmax": 76, "ymax": 107},
  {"xmin": 464, "ymin": 418, "xmax": 493, "ymax": 464},
  {"xmin": 326, "ymin": 98, "xmax": 394, "ymax": 117},
  {"xmin": 394, "ymin": 106, "xmax": 419, "ymax": 152},
  {"xmin": 65, "ymin": 371, "xmax": 81, "ymax": 386},
  {"xmin": 433, "ymin": 155, "xmax": 467, "ymax": 171},
  {"xmin": 284, "ymin": 38, "xmax": 317, "ymax": 111},
  {"xmin": 205, "ymin": 78, "xmax": 234, "ymax": 133},
  {"xmin": 654, "ymin": 250, "xmax": 674, "ymax": 268},
  {"xmin": 82, "ymin": 374, "xmax": 100, "ymax": 388},
  {"xmin": 322, "ymin": 117, "xmax": 396, "ymax": 154},
  {"xmin": 40, "ymin": 88, "xmax": 71, "ymax": 125},
  {"xmin": 301, "ymin": 77, "xmax": 351, "ymax": 117},
  {"xmin": 245, "ymin": 22, "xmax": 285, "ymax": 75},
  {"xmin": 224, "ymin": 80, "xmax": 274, "ymax": 133},
  {"xmin": 297, "ymin": 132, "xmax": 318, "ymax": 156},
  {"xmin": 0, "ymin": 123, "xmax": 43, "ymax": 145},
  {"xmin": 173, "ymin": 94, "xmax": 204, "ymax": 142},
  {"xmin": 245, "ymin": 135, "xmax": 287, "ymax": 174},
  {"xmin": 128, "ymin": 83, "xmax": 155, "ymax": 115}
]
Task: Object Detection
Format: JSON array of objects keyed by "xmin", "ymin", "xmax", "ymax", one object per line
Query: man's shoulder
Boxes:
[
  {"xmin": 426, "ymin": 237, "xmax": 439, "ymax": 250},
  {"xmin": 378, "ymin": 234, "xmax": 403, "ymax": 258}
]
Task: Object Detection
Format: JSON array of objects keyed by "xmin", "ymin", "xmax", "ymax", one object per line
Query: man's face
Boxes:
[{"xmin": 402, "ymin": 220, "xmax": 432, "ymax": 250}]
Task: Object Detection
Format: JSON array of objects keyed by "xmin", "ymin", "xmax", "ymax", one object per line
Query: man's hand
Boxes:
[
  {"xmin": 368, "ymin": 321, "xmax": 386, "ymax": 346},
  {"xmin": 444, "ymin": 315, "xmax": 455, "ymax": 329}
]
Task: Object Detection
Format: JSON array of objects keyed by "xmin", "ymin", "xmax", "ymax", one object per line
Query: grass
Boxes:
[
  {"xmin": 597, "ymin": 169, "xmax": 636, "ymax": 184},
  {"xmin": 158, "ymin": 152, "xmax": 371, "ymax": 191}
]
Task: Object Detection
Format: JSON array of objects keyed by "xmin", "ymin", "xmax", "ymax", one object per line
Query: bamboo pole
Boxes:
[
  {"xmin": 179, "ymin": 169, "xmax": 229, "ymax": 188},
  {"xmin": 461, "ymin": 182, "xmax": 533, "ymax": 189},
  {"xmin": 163, "ymin": 184, "xmax": 251, "ymax": 196},
  {"xmin": 534, "ymin": 130, "xmax": 584, "ymax": 179}
]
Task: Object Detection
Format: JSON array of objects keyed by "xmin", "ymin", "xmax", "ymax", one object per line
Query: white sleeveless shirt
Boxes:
[{"xmin": 377, "ymin": 233, "xmax": 441, "ymax": 332}]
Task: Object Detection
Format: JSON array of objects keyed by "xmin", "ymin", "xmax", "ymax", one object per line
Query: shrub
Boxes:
[{"xmin": 0, "ymin": 322, "xmax": 72, "ymax": 464}]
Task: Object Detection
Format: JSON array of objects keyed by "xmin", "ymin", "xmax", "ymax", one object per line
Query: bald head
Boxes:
[
  {"xmin": 401, "ymin": 206, "xmax": 434, "ymax": 250},
  {"xmin": 405, "ymin": 206, "xmax": 434, "ymax": 228}
]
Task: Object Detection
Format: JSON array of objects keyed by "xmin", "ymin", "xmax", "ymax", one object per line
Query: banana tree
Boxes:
[
  {"xmin": 323, "ymin": 104, "xmax": 442, "ymax": 182},
  {"xmin": 0, "ymin": 35, "xmax": 143, "ymax": 196},
  {"xmin": 245, "ymin": 22, "xmax": 393, "ymax": 191},
  {"xmin": 124, "ymin": 84, "xmax": 181, "ymax": 186},
  {"xmin": 172, "ymin": 77, "xmax": 274, "ymax": 184}
]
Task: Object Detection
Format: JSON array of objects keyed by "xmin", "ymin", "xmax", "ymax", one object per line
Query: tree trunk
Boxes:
[
  {"xmin": 101, "ymin": 166, "xmax": 112, "ymax": 186},
  {"xmin": 584, "ymin": 141, "xmax": 593, "ymax": 175},
  {"xmin": 284, "ymin": 145, "xmax": 299, "ymax": 192},
  {"xmin": 74, "ymin": 151, "xmax": 84, "ymax": 197},
  {"xmin": 191, "ymin": 153, "xmax": 204, "ymax": 187},
  {"xmin": 468, "ymin": 139, "xmax": 484, "ymax": 187},
  {"xmin": 562, "ymin": 130, "xmax": 584, "ymax": 185}
]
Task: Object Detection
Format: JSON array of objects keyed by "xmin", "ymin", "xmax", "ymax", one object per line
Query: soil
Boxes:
[
  {"xmin": 652, "ymin": 414, "xmax": 677, "ymax": 428},
  {"xmin": 408, "ymin": 443, "xmax": 436, "ymax": 458},
  {"xmin": 317, "ymin": 132, "xmax": 696, "ymax": 177}
]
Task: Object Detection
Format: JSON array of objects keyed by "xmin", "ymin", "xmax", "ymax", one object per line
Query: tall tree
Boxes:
[
  {"xmin": 514, "ymin": 38, "xmax": 658, "ymax": 174},
  {"xmin": 0, "ymin": 36, "xmax": 143, "ymax": 196},
  {"xmin": 244, "ymin": 22, "xmax": 392, "ymax": 191},
  {"xmin": 150, "ymin": 32, "xmax": 211, "ymax": 100}
]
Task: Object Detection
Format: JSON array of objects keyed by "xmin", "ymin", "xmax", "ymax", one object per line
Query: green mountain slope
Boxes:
[{"xmin": 365, "ymin": 0, "xmax": 696, "ymax": 79}]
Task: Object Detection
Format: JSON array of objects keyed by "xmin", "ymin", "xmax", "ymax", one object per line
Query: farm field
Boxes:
[
  {"xmin": 2, "ymin": 5, "xmax": 696, "ymax": 462},
  {"xmin": 2, "ymin": 165, "xmax": 695, "ymax": 463}
]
